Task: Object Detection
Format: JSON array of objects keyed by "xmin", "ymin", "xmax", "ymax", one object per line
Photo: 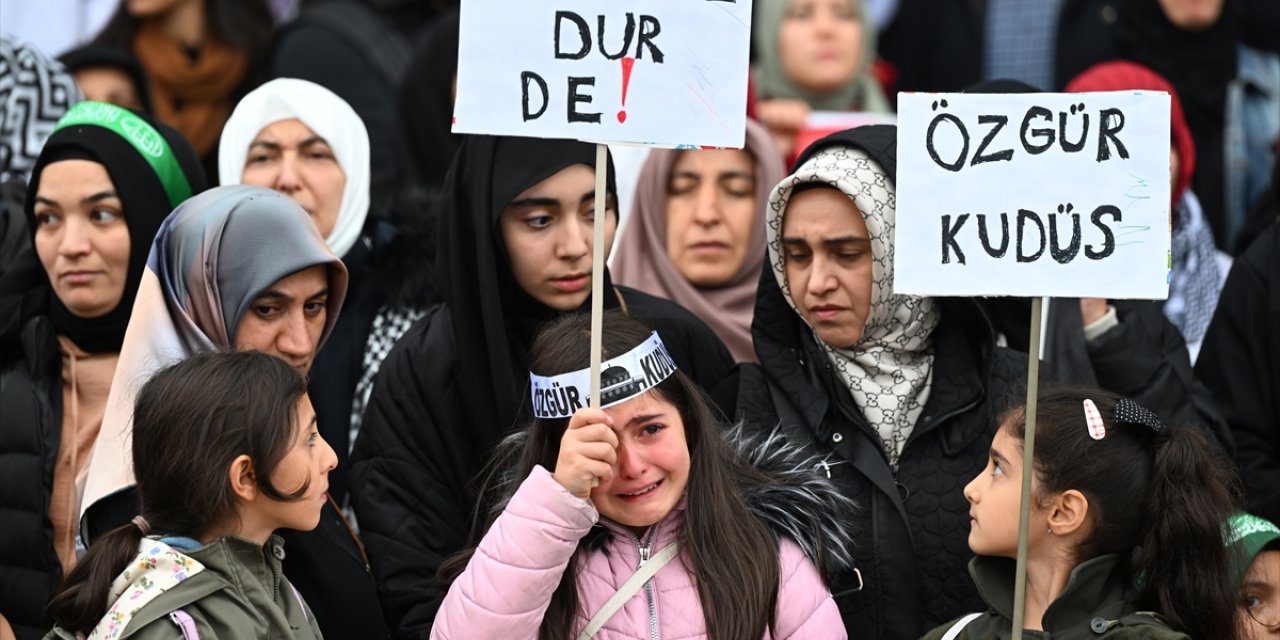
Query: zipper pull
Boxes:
[{"xmin": 638, "ymin": 545, "xmax": 650, "ymax": 568}]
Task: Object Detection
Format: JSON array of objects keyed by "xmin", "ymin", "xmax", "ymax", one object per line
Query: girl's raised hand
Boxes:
[{"xmin": 553, "ymin": 408, "xmax": 619, "ymax": 500}]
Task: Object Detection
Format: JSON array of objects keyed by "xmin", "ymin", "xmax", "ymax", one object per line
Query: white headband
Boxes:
[{"xmin": 529, "ymin": 332, "xmax": 678, "ymax": 419}]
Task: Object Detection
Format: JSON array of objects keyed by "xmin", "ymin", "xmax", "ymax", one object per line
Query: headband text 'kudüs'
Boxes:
[{"xmin": 530, "ymin": 332, "xmax": 677, "ymax": 419}]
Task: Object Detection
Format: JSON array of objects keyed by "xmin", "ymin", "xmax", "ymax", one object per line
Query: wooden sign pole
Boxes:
[{"xmin": 1010, "ymin": 297, "xmax": 1044, "ymax": 640}]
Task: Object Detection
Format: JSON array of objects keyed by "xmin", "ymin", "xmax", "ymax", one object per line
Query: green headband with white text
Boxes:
[{"xmin": 52, "ymin": 101, "xmax": 193, "ymax": 208}]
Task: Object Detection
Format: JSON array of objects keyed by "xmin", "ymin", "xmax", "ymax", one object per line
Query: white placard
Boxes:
[
  {"xmin": 894, "ymin": 91, "xmax": 1171, "ymax": 299},
  {"xmin": 453, "ymin": 0, "xmax": 752, "ymax": 149}
]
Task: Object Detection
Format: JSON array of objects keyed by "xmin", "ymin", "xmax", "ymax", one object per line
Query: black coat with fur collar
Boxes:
[{"xmin": 716, "ymin": 126, "xmax": 1027, "ymax": 640}]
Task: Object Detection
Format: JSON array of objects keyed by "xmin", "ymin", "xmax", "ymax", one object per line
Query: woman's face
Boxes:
[
  {"xmin": 499, "ymin": 164, "xmax": 618, "ymax": 311},
  {"xmin": 73, "ymin": 67, "xmax": 145, "ymax": 112},
  {"xmin": 665, "ymin": 149, "xmax": 758, "ymax": 287},
  {"xmin": 32, "ymin": 159, "xmax": 132, "ymax": 319},
  {"xmin": 241, "ymin": 119, "xmax": 347, "ymax": 239},
  {"xmin": 1158, "ymin": 0, "xmax": 1225, "ymax": 31},
  {"xmin": 780, "ymin": 187, "xmax": 873, "ymax": 348},
  {"xmin": 589, "ymin": 391, "xmax": 691, "ymax": 530},
  {"xmin": 1240, "ymin": 550, "xmax": 1280, "ymax": 639},
  {"xmin": 257, "ymin": 393, "xmax": 338, "ymax": 533},
  {"xmin": 777, "ymin": 0, "xmax": 864, "ymax": 94},
  {"xmin": 234, "ymin": 265, "xmax": 330, "ymax": 374}
]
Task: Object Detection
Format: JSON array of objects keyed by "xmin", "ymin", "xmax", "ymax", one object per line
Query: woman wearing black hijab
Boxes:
[
  {"xmin": 348, "ymin": 135, "xmax": 733, "ymax": 637},
  {"xmin": 0, "ymin": 102, "xmax": 204, "ymax": 640}
]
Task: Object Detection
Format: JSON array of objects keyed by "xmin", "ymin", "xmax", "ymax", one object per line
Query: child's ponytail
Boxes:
[
  {"xmin": 44, "ymin": 519, "xmax": 147, "ymax": 633},
  {"xmin": 1132, "ymin": 424, "xmax": 1239, "ymax": 640},
  {"xmin": 44, "ymin": 351, "xmax": 309, "ymax": 633},
  {"xmin": 1006, "ymin": 387, "xmax": 1241, "ymax": 639}
]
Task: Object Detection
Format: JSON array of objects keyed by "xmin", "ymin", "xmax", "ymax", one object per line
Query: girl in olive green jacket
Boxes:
[
  {"xmin": 43, "ymin": 351, "xmax": 335, "ymax": 639},
  {"xmin": 922, "ymin": 388, "xmax": 1240, "ymax": 640}
]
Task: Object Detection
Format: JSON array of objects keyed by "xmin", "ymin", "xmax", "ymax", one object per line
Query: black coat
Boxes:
[
  {"xmin": 880, "ymin": 0, "xmax": 1120, "ymax": 94},
  {"xmin": 976, "ymin": 298, "xmax": 1234, "ymax": 455},
  {"xmin": 713, "ymin": 125, "xmax": 1026, "ymax": 640},
  {"xmin": 1197, "ymin": 222, "xmax": 1280, "ymax": 522},
  {"xmin": 721, "ymin": 299, "xmax": 1024, "ymax": 640},
  {"xmin": 348, "ymin": 286, "xmax": 734, "ymax": 638},
  {"xmin": 0, "ymin": 315, "xmax": 63, "ymax": 640},
  {"xmin": 309, "ymin": 240, "xmax": 381, "ymax": 505}
]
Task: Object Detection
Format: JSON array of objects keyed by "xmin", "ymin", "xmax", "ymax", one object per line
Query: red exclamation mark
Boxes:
[{"xmin": 617, "ymin": 57, "xmax": 635, "ymax": 123}]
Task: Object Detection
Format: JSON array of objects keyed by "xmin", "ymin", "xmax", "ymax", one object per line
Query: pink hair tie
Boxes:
[{"xmin": 131, "ymin": 515, "xmax": 152, "ymax": 535}]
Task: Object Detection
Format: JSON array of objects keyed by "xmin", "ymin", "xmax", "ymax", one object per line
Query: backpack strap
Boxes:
[
  {"xmin": 575, "ymin": 542, "xmax": 680, "ymax": 640},
  {"xmin": 941, "ymin": 612, "xmax": 983, "ymax": 640},
  {"xmin": 168, "ymin": 610, "xmax": 199, "ymax": 640}
]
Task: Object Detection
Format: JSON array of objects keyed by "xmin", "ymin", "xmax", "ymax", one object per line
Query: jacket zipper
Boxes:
[{"xmin": 620, "ymin": 525, "xmax": 661, "ymax": 640}]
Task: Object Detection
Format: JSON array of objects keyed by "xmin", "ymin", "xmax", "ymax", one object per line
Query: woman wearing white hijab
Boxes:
[
  {"xmin": 219, "ymin": 77, "xmax": 370, "ymax": 258},
  {"xmin": 219, "ymin": 78, "xmax": 426, "ymax": 510}
]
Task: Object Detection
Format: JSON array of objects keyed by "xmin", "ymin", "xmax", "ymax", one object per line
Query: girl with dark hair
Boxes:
[
  {"xmin": 44, "ymin": 350, "xmax": 334, "ymax": 638},
  {"xmin": 349, "ymin": 135, "xmax": 734, "ymax": 636},
  {"xmin": 923, "ymin": 388, "xmax": 1240, "ymax": 640},
  {"xmin": 75, "ymin": 185, "xmax": 387, "ymax": 639},
  {"xmin": 433, "ymin": 310, "xmax": 851, "ymax": 639},
  {"xmin": 0, "ymin": 101, "xmax": 204, "ymax": 640},
  {"xmin": 92, "ymin": 0, "xmax": 274, "ymax": 174}
]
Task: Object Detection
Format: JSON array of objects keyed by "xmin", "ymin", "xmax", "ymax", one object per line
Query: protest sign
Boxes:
[
  {"xmin": 895, "ymin": 90, "xmax": 1172, "ymax": 640},
  {"xmin": 453, "ymin": 0, "xmax": 752, "ymax": 148},
  {"xmin": 894, "ymin": 91, "xmax": 1172, "ymax": 299}
]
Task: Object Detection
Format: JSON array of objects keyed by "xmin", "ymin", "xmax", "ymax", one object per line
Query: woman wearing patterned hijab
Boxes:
[
  {"xmin": 0, "ymin": 35, "xmax": 82, "ymax": 278},
  {"xmin": 717, "ymin": 125, "xmax": 1026, "ymax": 639},
  {"xmin": 0, "ymin": 100, "xmax": 203, "ymax": 640}
]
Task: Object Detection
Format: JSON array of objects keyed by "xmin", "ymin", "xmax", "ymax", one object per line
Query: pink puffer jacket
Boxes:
[{"xmin": 431, "ymin": 466, "xmax": 846, "ymax": 640}]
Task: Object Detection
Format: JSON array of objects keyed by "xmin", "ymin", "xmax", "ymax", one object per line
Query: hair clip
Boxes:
[
  {"xmin": 1082, "ymin": 399, "xmax": 1107, "ymax": 440},
  {"xmin": 1113, "ymin": 398, "xmax": 1164, "ymax": 433}
]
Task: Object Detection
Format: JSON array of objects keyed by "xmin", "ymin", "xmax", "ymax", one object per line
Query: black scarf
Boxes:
[
  {"xmin": 398, "ymin": 9, "xmax": 461, "ymax": 190},
  {"xmin": 1117, "ymin": 0, "xmax": 1239, "ymax": 241},
  {"xmin": 437, "ymin": 135, "xmax": 618, "ymax": 446},
  {"xmin": 6, "ymin": 112, "xmax": 206, "ymax": 353}
]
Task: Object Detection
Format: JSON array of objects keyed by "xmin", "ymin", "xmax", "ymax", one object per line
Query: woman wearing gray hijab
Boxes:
[{"xmin": 79, "ymin": 185, "xmax": 388, "ymax": 640}]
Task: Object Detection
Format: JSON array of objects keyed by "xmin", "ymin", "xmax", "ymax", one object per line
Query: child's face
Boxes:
[
  {"xmin": 1240, "ymin": 550, "xmax": 1280, "ymax": 639},
  {"xmin": 963, "ymin": 424, "xmax": 1045, "ymax": 557},
  {"xmin": 259, "ymin": 394, "xmax": 338, "ymax": 531},
  {"xmin": 590, "ymin": 392, "xmax": 691, "ymax": 531}
]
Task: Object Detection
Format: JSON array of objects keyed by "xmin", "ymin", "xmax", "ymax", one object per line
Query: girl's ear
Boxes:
[
  {"xmin": 1046, "ymin": 489, "xmax": 1090, "ymax": 537},
  {"xmin": 228, "ymin": 454, "xmax": 258, "ymax": 502}
]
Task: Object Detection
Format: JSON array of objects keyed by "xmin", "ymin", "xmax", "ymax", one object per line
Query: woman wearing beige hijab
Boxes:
[{"xmin": 612, "ymin": 120, "xmax": 785, "ymax": 362}]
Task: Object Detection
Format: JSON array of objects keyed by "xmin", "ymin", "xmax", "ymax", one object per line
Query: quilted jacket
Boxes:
[
  {"xmin": 717, "ymin": 126, "xmax": 1027, "ymax": 640},
  {"xmin": 431, "ymin": 466, "xmax": 846, "ymax": 640}
]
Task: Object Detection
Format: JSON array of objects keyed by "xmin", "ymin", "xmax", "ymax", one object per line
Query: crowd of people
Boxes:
[{"xmin": 0, "ymin": 0, "xmax": 1278, "ymax": 638}]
